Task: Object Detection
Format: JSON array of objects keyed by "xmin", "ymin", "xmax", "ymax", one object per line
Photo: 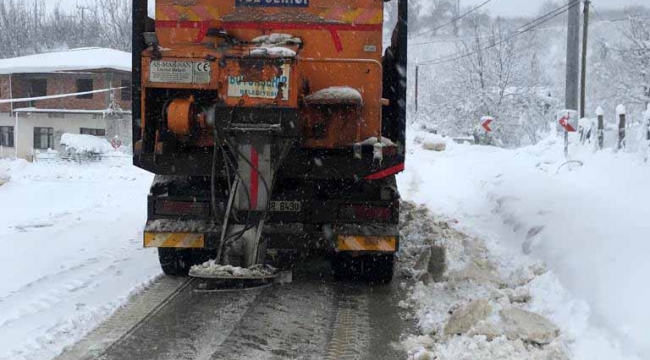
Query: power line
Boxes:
[
  {"xmin": 408, "ymin": 0, "xmax": 496, "ymax": 40},
  {"xmin": 419, "ymin": 0, "xmax": 580, "ymax": 66},
  {"xmin": 419, "ymin": 2, "xmax": 576, "ymax": 66},
  {"xmin": 409, "ymin": 13, "xmax": 642, "ymax": 47},
  {"xmin": 410, "ymin": 24, "xmax": 562, "ymax": 47}
]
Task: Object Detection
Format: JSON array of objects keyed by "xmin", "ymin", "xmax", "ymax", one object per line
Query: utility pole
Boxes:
[
  {"xmin": 415, "ymin": 65, "xmax": 419, "ymax": 113},
  {"xmin": 564, "ymin": 0, "xmax": 581, "ymax": 157},
  {"xmin": 565, "ymin": 0, "xmax": 580, "ymax": 112},
  {"xmin": 580, "ymin": 0, "xmax": 591, "ymax": 119},
  {"xmin": 77, "ymin": 6, "xmax": 91, "ymax": 39}
]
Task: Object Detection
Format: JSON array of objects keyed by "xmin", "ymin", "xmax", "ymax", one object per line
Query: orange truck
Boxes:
[{"xmin": 132, "ymin": 0, "xmax": 407, "ymax": 283}]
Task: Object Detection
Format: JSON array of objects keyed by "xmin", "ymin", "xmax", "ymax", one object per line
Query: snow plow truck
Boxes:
[{"xmin": 132, "ymin": 0, "xmax": 407, "ymax": 283}]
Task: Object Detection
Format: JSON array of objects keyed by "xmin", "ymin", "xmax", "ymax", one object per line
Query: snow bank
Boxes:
[
  {"xmin": 60, "ymin": 133, "xmax": 113, "ymax": 157},
  {"xmin": 305, "ymin": 86, "xmax": 363, "ymax": 103},
  {"xmin": 0, "ymin": 156, "xmax": 157, "ymax": 360},
  {"xmin": 0, "ymin": 158, "xmax": 28, "ymax": 185},
  {"xmin": 398, "ymin": 128, "xmax": 650, "ymax": 360}
]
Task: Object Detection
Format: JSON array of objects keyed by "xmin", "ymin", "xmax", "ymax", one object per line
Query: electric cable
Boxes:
[
  {"xmin": 408, "ymin": 0, "xmax": 496, "ymax": 40},
  {"xmin": 419, "ymin": 0, "xmax": 581, "ymax": 66}
]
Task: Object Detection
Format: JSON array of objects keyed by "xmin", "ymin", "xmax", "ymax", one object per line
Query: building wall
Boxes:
[
  {"xmin": 2, "ymin": 70, "xmax": 131, "ymax": 112},
  {"xmin": 0, "ymin": 112, "xmax": 132, "ymax": 159},
  {"xmin": 0, "ymin": 75, "xmax": 12, "ymax": 113}
]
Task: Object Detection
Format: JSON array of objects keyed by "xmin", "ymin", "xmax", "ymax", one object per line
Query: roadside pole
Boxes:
[
  {"xmin": 617, "ymin": 105, "xmax": 626, "ymax": 150},
  {"xmin": 415, "ymin": 64, "xmax": 419, "ymax": 113},
  {"xmin": 596, "ymin": 106, "xmax": 604, "ymax": 149},
  {"xmin": 14, "ymin": 111, "xmax": 18, "ymax": 159},
  {"xmin": 580, "ymin": 0, "xmax": 591, "ymax": 119},
  {"xmin": 565, "ymin": 0, "xmax": 581, "ymax": 157}
]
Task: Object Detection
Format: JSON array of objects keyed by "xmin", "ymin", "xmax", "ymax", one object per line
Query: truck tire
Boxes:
[
  {"xmin": 332, "ymin": 254, "xmax": 395, "ymax": 284},
  {"xmin": 158, "ymin": 248, "xmax": 213, "ymax": 276}
]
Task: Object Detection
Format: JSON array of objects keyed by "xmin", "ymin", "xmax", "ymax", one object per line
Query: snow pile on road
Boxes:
[
  {"xmin": 0, "ymin": 158, "xmax": 27, "ymax": 185},
  {"xmin": 190, "ymin": 262, "xmax": 277, "ymax": 278},
  {"xmin": 398, "ymin": 203, "xmax": 569, "ymax": 360},
  {"xmin": 415, "ymin": 132, "xmax": 453, "ymax": 152},
  {"xmin": 305, "ymin": 86, "xmax": 363, "ymax": 103},
  {"xmin": 0, "ymin": 156, "xmax": 158, "ymax": 360},
  {"xmin": 398, "ymin": 129, "xmax": 650, "ymax": 359}
]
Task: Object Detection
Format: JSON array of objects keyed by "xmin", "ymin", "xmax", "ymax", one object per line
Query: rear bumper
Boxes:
[{"xmin": 143, "ymin": 220, "xmax": 399, "ymax": 253}]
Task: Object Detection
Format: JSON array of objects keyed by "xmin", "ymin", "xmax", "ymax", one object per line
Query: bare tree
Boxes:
[
  {"xmin": 93, "ymin": 0, "xmax": 132, "ymax": 52},
  {"xmin": 590, "ymin": 8, "xmax": 650, "ymax": 119},
  {"xmin": 421, "ymin": 14, "xmax": 553, "ymax": 146}
]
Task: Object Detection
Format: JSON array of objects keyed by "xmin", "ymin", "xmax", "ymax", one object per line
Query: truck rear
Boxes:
[{"xmin": 132, "ymin": 0, "xmax": 407, "ymax": 283}]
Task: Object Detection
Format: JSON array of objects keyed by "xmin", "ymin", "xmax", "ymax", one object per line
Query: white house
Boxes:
[{"xmin": 0, "ymin": 48, "xmax": 132, "ymax": 159}]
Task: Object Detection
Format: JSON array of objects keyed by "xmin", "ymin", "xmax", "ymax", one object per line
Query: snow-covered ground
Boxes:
[
  {"xmin": 398, "ymin": 128, "xmax": 650, "ymax": 360},
  {"xmin": 0, "ymin": 155, "xmax": 158, "ymax": 360}
]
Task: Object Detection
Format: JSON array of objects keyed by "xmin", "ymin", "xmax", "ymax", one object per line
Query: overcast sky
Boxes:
[{"xmin": 42, "ymin": 0, "xmax": 648, "ymax": 17}]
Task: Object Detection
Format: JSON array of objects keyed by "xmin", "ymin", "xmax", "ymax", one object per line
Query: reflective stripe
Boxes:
[
  {"xmin": 337, "ymin": 236, "xmax": 396, "ymax": 252},
  {"xmin": 144, "ymin": 233, "xmax": 205, "ymax": 248}
]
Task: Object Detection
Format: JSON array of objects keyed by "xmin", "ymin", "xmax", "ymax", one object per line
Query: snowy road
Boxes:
[
  {"xmin": 3, "ymin": 131, "xmax": 649, "ymax": 360},
  {"xmin": 56, "ymin": 258, "xmax": 410, "ymax": 360},
  {"xmin": 0, "ymin": 156, "xmax": 159, "ymax": 360}
]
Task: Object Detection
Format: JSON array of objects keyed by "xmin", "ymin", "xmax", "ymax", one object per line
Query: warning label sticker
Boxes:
[
  {"xmin": 227, "ymin": 64, "xmax": 291, "ymax": 100},
  {"xmin": 149, "ymin": 61, "xmax": 211, "ymax": 84}
]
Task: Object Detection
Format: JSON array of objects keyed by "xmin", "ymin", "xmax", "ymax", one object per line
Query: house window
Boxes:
[
  {"xmin": 80, "ymin": 128, "xmax": 106, "ymax": 137},
  {"xmin": 28, "ymin": 79, "xmax": 47, "ymax": 107},
  {"xmin": 121, "ymin": 79, "xmax": 131, "ymax": 101},
  {"xmin": 0, "ymin": 126, "xmax": 14, "ymax": 147},
  {"xmin": 34, "ymin": 127, "xmax": 54, "ymax": 149},
  {"xmin": 76, "ymin": 79, "xmax": 94, "ymax": 99}
]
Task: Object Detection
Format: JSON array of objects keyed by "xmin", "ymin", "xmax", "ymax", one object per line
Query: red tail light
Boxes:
[
  {"xmin": 339, "ymin": 205, "xmax": 393, "ymax": 222},
  {"xmin": 155, "ymin": 200, "xmax": 209, "ymax": 217}
]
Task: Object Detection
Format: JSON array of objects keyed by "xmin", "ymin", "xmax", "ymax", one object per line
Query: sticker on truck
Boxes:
[
  {"xmin": 227, "ymin": 64, "xmax": 291, "ymax": 100},
  {"xmin": 149, "ymin": 60, "xmax": 211, "ymax": 84}
]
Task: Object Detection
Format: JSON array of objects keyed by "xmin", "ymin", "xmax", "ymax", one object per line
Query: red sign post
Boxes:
[
  {"xmin": 481, "ymin": 116, "xmax": 494, "ymax": 132},
  {"xmin": 559, "ymin": 114, "xmax": 577, "ymax": 132},
  {"xmin": 111, "ymin": 136, "xmax": 122, "ymax": 150}
]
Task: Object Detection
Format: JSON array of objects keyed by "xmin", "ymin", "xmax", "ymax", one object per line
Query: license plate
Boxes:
[
  {"xmin": 149, "ymin": 60, "xmax": 211, "ymax": 84},
  {"xmin": 269, "ymin": 201, "xmax": 301, "ymax": 212}
]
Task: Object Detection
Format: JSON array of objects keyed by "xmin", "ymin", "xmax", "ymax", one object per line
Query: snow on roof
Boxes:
[{"xmin": 0, "ymin": 48, "xmax": 131, "ymax": 75}]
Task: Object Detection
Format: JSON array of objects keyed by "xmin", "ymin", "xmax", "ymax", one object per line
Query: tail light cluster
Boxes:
[
  {"xmin": 155, "ymin": 200, "xmax": 210, "ymax": 217},
  {"xmin": 338, "ymin": 204, "xmax": 393, "ymax": 222}
]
